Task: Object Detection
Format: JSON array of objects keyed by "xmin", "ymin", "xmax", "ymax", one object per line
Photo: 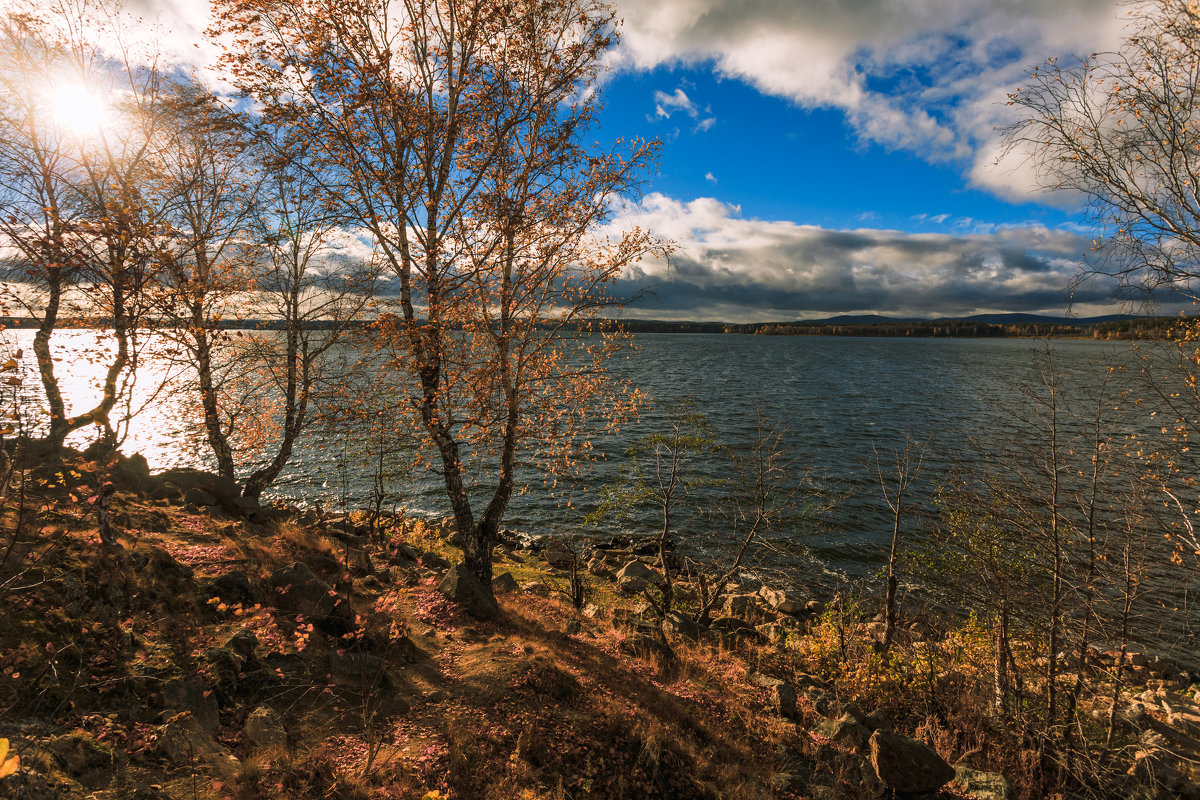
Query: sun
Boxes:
[{"xmin": 49, "ymin": 83, "xmax": 110, "ymax": 137}]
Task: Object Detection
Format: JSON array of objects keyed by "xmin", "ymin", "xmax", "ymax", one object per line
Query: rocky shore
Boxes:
[{"xmin": 0, "ymin": 451, "xmax": 1196, "ymax": 799}]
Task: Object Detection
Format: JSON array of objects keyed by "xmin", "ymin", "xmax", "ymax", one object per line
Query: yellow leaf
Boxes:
[{"xmin": 0, "ymin": 358, "xmax": 16, "ymax": 372}]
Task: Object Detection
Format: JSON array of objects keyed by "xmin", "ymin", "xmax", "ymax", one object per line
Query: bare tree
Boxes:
[
  {"xmin": 0, "ymin": 0, "xmax": 167, "ymax": 450},
  {"xmin": 872, "ymin": 433, "xmax": 926, "ymax": 653},
  {"xmin": 1005, "ymin": 0, "xmax": 1200, "ymax": 304},
  {"xmin": 212, "ymin": 0, "xmax": 663, "ymax": 594}
]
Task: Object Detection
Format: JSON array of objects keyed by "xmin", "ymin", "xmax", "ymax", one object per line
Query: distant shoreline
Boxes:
[{"xmin": 0, "ymin": 314, "xmax": 1185, "ymax": 340}]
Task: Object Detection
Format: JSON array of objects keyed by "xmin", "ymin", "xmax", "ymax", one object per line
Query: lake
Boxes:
[{"xmin": 9, "ymin": 330, "xmax": 1196, "ymax": 651}]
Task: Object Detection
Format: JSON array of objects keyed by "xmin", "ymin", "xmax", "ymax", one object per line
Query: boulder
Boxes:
[
  {"xmin": 586, "ymin": 556, "xmax": 612, "ymax": 577},
  {"xmin": 709, "ymin": 616, "xmax": 763, "ymax": 645},
  {"xmin": 542, "ymin": 538, "xmax": 577, "ymax": 570},
  {"xmin": 156, "ymin": 468, "xmax": 244, "ymax": 515},
  {"xmin": 862, "ymin": 709, "xmax": 893, "ymax": 733},
  {"xmin": 750, "ymin": 673, "xmax": 798, "ymax": 719},
  {"xmin": 814, "ymin": 713, "xmax": 869, "ymax": 750},
  {"xmin": 492, "ymin": 572, "xmax": 519, "ymax": 593},
  {"xmin": 244, "ymin": 706, "xmax": 287, "ymax": 749},
  {"xmin": 662, "ymin": 611, "xmax": 703, "ymax": 641},
  {"xmin": 615, "ymin": 560, "xmax": 654, "ymax": 582},
  {"xmin": 953, "ymin": 766, "xmax": 1012, "ymax": 800},
  {"xmin": 161, "ymin": 675, "xmax": 219, "ymax": 735},
  {"xmin": 617, "ymin": 575, "xmax": 649, "ymax": 594},
  {"xmin": 156, "ymin": 715, "xmax": 239, "ymax": 772},
  {"xmin": 522, "ymin": 581, "xmax": 551, "ymax": 596},
  {"xmin": 184, "ymin": 486, "xmax": 218, "ymax": 508},
  {"xmin": 759, "ymin": 586, "xmax": 807, "ymax": 615},
  {"xmin": 269, "ymin": 561, "xmax": 354, "ymax": 635},
  {"xmin": 46, "ymin": 730, "xmax": 120, "ymax": 789},
  {"xmin": 806, "ymin": 600, "xmax": 826, "ymax": 616},
  {"xmin": 437, "ymin": 562, "xmax": 499, "ymax": 620},
  {"xmin": 869, "ymin": 729, "xmax": 954, "ymax": 795},
  {"xmin": 724, "ymin": 592, "xmax": 762, "ymax": 619},
  {"xmin": 204, "ymin": 570, "xmax": 260, "ymax": 606}
]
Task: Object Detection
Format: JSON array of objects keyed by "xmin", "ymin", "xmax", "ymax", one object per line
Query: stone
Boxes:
[
  {"xmin": 244, "ymin": 706, "xmax": 287, "ymax": 749},
  {"xmin": 437, "ymin": 562, "xmax": 499, "ymax": 620},
  {"xmin": 862, "ymin": 709, "xmax": 893, "ymax": 733},
  {"xmin": 325, "ymin": 651, "xmax": 390, "ymax": 688},
  {"xmin": 805, "ymin": 600, "xmax": 826, "ymax": 616},
  {"xmin": 156, "ymin": 716, "xmax": 239, "ymax": 772},
  {"xmin": 582, "ymin": 603, "xmax": 602, "ymax": 619},
  {"xmin": 269, "ymin": 561, "xmax": 354, "ymax": 635},
  {"xmin": 622, "ymin": 630, "xmax": 675, "ymax": 664},
  {"xmin": 759, "ymin": 586, "xmax": 807, "ymax": 615},
  {"xmin": 662, "ymin": 611, "xmax": 703, "ymax": 641},
  {"xmin": 586, "ymin": 555, "xmax": 609, "ymax": 576},
  {"xmin": 204, "ymin": 570, "xmax": 260, "ymax": 606},
  {"xmin": 708, "ymin": 616, "xmax": 763, "ymax": 645},
  {"xmin": 161, "ymin": 675, "xmax": 220, "ymax": 734},
  {"xmin": 750, "ymin": 673, "xmax": 798, "ymax": 718},
  {"xmin": 541, "ymin": 538, "xmax": 577, "ymax": 570},
  {"xmin": 815, "ymin": 713, "xmax": 869, "ymax": 750},
  {"xmin": 869, "ymin": 729, "xmax": 954, "ymax": 795},
  {"xmin": 225, "ymin": 629, "xmax": 259, "ymax": 664},
  {"xmin": 953, "ymin": 766, "xmax": 1012, "ymax": 800},
  {"xmin": 615, "ymin": 560, "xmax": 654, "ymax": 582},
  {"xmin": 492, "ymin": 572, "xmax": 519, "ymax": 593},
  {"xmin": 184, "ymin": 486, "xmax": 218, "ymax": 507},
  {"xmin": 522, "ymin": 581, "xmax": 551, "ymax": 596},
  {"xmin": 723, "ymin": 592, "xmax": 762, "ymax": 618},
  {"xmin": 46, "ymin": 730, "xmax": 119, "ymax": 788},
  {"xmin": 617, "ymin": 575, "xmax": 649, "ymax": 594},
  {"xmin": 756, "ymin": 622, "xmax": 784, "ymax": 644}
]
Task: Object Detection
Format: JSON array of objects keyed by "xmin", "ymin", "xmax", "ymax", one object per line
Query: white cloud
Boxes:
[
  {"xmin": 704, "ymin": 171, "xmax": 717, "ymax": 184},
  {"xmin": 693, "ymin": 116, "xmax": 715, "ymax": 132},
  {"xmin": 654, "ymin": 87, "xmax": 699, "ymax": 119},
  {"xmin": 606, "ymin": 193, "xmax": 1120, "ymax": 320},
  {"xmin": 613, "ymin": 0, "xmax": 1128, "ymax": 200}
]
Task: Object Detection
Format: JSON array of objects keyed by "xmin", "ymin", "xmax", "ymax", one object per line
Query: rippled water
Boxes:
[{"xmin": 9, "ymin": 330, "xmax": 1157, "ymax": 551}]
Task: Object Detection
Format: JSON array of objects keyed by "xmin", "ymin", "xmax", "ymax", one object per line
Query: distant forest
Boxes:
[{"xmin": 0, "ymin": 315, "xmax": 1186, "ymax": 339}]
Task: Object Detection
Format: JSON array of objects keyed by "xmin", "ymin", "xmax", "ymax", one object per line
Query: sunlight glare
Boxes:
[{"xmin": 50, "ymin": 84, "xmax": 110, "ymax": 136}]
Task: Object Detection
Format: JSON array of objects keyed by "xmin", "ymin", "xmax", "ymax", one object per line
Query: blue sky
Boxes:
[
  {"xmin": 153, "ymin": 0, "xmax": 1143, "ymax": 320},
  {"xmin": 583, "ymin": 0, "xmax": 1146, "ymax": 321}
]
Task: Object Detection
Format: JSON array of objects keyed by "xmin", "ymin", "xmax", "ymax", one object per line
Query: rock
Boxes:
[
  {"xmin": 437, "ymin": 562, "xmax": 499, "ymax": 620},
  {"xmin": 615, "ymin": 560, "xmax": 654, "ymax": 582},
  {"xmin": 759, "ymin": 586, "xmax": 807, "ymax": 615},
  {"xmin": 869, "ymin": 729, "xmax": 954, "ymax": 795},
  {"xmin": 750, "ymin": 673, "xmax": 798, "ymax": 719},
  {"xmin": 586, "ymin": 555, "xmax": 611, "ymax": 577},
  {"xmin": 113, "ymin": 452, "xmax": 151, "ymax": 492},
  {"xmin": 522, "ymin": 581, "xmax": 551, "ymax": 596},
  {"xmin": 805, "ymin": 600, "xmax": 826, "ymax": 616},
  {"xmin": 709, "ymin": 616, "xmax": 763, "ymax": 645},
  {"xmin": 953, "ymin": 766, "xmax": 1012, "ymax": 800},
  {"xmin": 420, "ymin": 552, "xmax": 451, "ymax": 571},
  {"xmin": 162, "ymin": 675, "xmax": 220, "ymax": 734},
  {"xmin": 492, "ymin": 572, "xmax": 519, "ymax": 594},
  {"xmin": 46, "ymin": 730, "xmax": 119, "ymax": 788},
  {"xmin": 662, "ymin": 611, "xmax": 703, "ymax": 641},
  {"xmin": 269, "ymin": 561, "xmax": 354, "ymax": 635},
  {"xmin": 184, "ymin": 486, "xmax": 218, "ymax": 507},
  {"xmin": 724, "ymin": 592, "xmax": 763, "ymax": 619},
  {"xmin": 156, "ymin": 715, "xmax": 239, "ymax": 772},
  {"xmin": 582, "ymin": 603, "xmax": 602, "ymax": 619},
  {"xmin": 815, "ymin": 713, "xmax": 869, "ymax": 750},
  {"xmin": 244, "ymin": 706, "xmax": 287, "ymax": 748},
  {"xmin": 542, "ymin": 538, "xmax": 577, "ymax": 570},
  {"xmin": 617, "ymin": 575, "xmax": 648, "ymax": 594},
  {"xmin": 225, "ymin": 629, "xmax": 259, "ymax": 664},
  {"xmin": 622, "ymin": 629, "xmax": 675, "ymax": 664},
  {"xmin": 204, "ymin": 570, "xmax": 260, "ymax": 606},
  {"xmin": 325, "ymin": 651, "xmax": 390, "ymax": 688},
  {"xmin": 756, "ymin": 622, "xmax": 784, "ymax": 644},
  {"xmin": 862, "ymin": 709, "xmax": 893, "ymax": 733}
]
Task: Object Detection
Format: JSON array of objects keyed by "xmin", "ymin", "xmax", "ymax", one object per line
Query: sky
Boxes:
[{"xmin": 143, "ymin": 0, "xmax": 1147, "ymax": 321}]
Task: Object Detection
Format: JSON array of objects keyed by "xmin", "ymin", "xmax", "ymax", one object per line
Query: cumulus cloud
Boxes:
[
  {"xmin": 608, "ymin": 193, "xmax": 1117, "ymax": 320},
  {"xmin": 654, "ymin": 87, "xmax": 699, "ymax": 119},
  {"xmin": 613, "ymin": 0, "xmax": 1127, "ymax": 198}
]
